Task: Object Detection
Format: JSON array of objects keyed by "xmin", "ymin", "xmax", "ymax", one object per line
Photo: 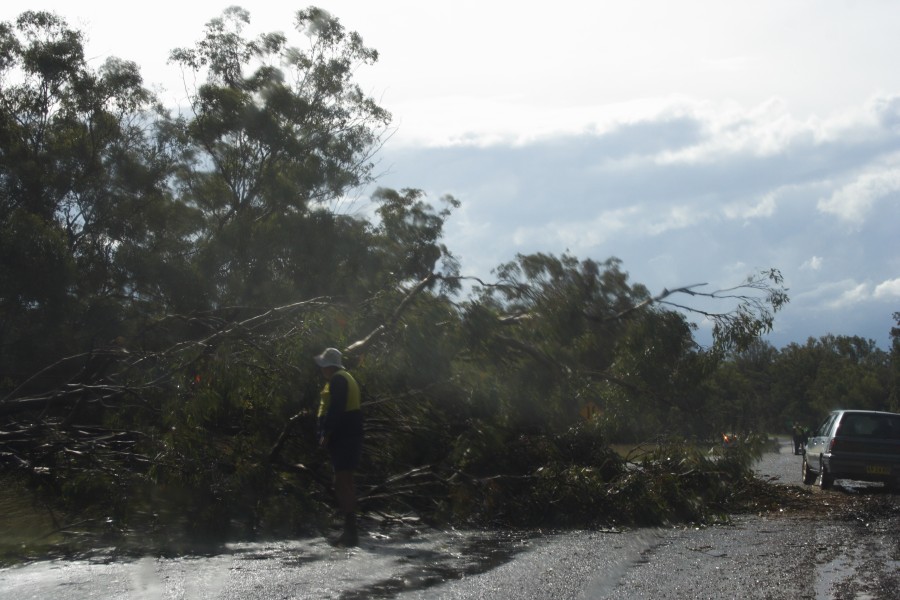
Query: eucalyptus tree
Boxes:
[
  {"xmin": 168, "ymin": 7, "xmax": 392, "ymax": 306},
  {"xmin": 805, "ymin": 335, "xmax": 890, "ymax": 415},
  {"xmin": 455, "ymin": 254, "xmax": 787, "ymax": 440},
  {"xmin": 703, "ymin": 340, "xmax": 779, "ymax": 435},
  {"xmin": 763, "ymin": 334, "xmax": 892, "ymax": 432},
  {"xmin": 0, "ymin": 11, "xmax": 191, "ymax": 388}
]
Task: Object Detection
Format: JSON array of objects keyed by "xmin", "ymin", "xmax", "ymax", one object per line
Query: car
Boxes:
[{"xmin": 802, "ymin": 409, "xmax": 900, "ymax": 491}]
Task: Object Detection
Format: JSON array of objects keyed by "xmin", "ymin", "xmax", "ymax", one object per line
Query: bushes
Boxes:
[{"xmin": 433, "ymin": 422, "xmax": 764, "ymax": 529}]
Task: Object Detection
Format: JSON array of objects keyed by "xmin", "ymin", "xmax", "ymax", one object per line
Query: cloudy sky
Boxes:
[{"xmin": 4, "ymin": 1, "xmax": 899, "ymax": 349}]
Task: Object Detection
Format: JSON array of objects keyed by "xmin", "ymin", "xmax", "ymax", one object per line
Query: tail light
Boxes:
[{"xmin": 828, "ymin": 438, "xmax": 838, "ymax": 452}]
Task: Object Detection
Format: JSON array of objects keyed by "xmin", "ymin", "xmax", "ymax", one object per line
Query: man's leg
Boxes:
[
  {"xmin": 333, "ymin": 470, "xmax": 358, "ymax": 546},
  {"xmin": 334, "ymin": 470, "xmax": 356, "ymax": 514}
]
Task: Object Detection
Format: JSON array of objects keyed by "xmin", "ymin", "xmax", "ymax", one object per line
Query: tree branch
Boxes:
[{"xmin": 345, "ymin": 273, "xmax": 439, "ymax": 354}]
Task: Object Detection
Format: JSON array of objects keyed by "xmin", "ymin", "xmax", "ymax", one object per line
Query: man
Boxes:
[
  {"xmin": 792, "ymin": 422, "xmax": 803, "ymax": 455},
  {"xmin": 314, "ymin": 347, "xmax": 363, "ymax": 547}
]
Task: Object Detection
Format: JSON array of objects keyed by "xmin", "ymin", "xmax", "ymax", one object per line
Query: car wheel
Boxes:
[
  {"xmin": 819, "ymin": 460, "xmax": 834, "ymax": 490},
  {"xmin": 802, "ymin": 456, "xmax": 816, "ymax": 485}
]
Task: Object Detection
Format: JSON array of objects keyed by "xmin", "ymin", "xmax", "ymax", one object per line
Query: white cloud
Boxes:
[
  {"xmin": 817, "ymin": 166, "xmax": 900, "ymax": 224},
  {"xmin": 654, "ymin": 99, "xmax": 811, "ymax": 165},
  {"xmin": 510, "ymin": 206, "xmax": 641, "ymax": 251},
  {"xmin": 800, "ymin": 256, "xmax": 824, "ymax": 271},
  {"xmin": 793, "ymin": 279, "xmax": 877, "ymax": 309},
  {"xmin": 643, "ymin": 205, "xmax": 708, "ymax": 236},
  {"xmin": 819, "ymin": 278, "xmax": 900, "ymax": 310},
  {"xmin": 872, "ymin": 95, "xmax": 900, "ymax": 131},
  {"xmin": 723, "ymin": 193, "xmax": 777, "ymax": 220},
  {"xmin": 826, "ymin": 283, "xmax": 871, "ymax": 309},
  {"xmin": 874, "ymin": 278, "xmax": 900, "ymax": 299}
]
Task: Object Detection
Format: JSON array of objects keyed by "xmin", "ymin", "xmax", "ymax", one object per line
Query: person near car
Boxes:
[{"xmin": 792, "ymin": 422, "xmax": 804, "ymax": 455}]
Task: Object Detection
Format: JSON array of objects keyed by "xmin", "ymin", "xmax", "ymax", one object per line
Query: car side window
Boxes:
[
  {"xmin": 836, "ymin": 415, "xmax": 858, "ymax": 437},
  {"xmin": 817, "ymin": 414, "xmax": 837, "ymax": 437}
]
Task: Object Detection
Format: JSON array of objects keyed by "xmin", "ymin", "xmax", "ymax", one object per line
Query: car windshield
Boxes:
[{"xmin": 836, "ymin": 413, "xmax": 900, "ymax": 439}]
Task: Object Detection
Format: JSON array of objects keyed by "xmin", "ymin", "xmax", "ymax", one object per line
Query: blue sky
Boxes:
[{"xmin": 4, "ymin": 1, "xmax": 899, "ymax": 349}]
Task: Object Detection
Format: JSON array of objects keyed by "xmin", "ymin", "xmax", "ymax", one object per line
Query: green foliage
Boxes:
[
  {"xmin": 372, "ymin": 188, "xmax": 461, "ymax": 288},
  {"xmin": 167, "ymin": 6, "xmax": 391, "ymax": 306},
  {"xmin": 708, "ymin": 269, "xmax": 790, "ymax": 353},
  {"xmin": 0, "ymin": 209, "xmax": 74, "ymax": 380},
  {"xmin": 0, "ymin": 10, "xmax": 191, "ymax": 387},
  {"xmin": 438, "ymin": 423, "xmax": 766, "ymax": 528}
]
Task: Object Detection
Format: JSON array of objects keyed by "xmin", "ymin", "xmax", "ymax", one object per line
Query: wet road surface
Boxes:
[{"xmin": 1, "ymin": 438, "xmax": 897, "ymax": 599}]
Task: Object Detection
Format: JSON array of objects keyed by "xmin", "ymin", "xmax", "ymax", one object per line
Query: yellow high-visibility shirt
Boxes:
[{"xmin": 317, "ymin": 369, "xmax": 361, "ymax": 420}]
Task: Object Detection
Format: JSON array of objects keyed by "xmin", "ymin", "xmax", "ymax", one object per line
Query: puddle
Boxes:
[
  {"xmin": 337, "ymin": 530, "xmax": 534, "ymax": 599},
  {"xmin": 816, "ymin": 554, "xmax": 854, "ymax": 599}
]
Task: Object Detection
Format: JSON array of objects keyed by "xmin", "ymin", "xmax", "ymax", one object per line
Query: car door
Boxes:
[{"xmin": 805, "ymin": 412, "xmax": 838, "ymax": 467}]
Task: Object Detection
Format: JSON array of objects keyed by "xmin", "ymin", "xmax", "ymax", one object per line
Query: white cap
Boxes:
[{"xmin": 314, "ymin": 347, "xmax": 343, "ymax": 369}]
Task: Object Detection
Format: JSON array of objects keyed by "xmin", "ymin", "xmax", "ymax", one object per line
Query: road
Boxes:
[{"xmin": 1, "ymin": 439, "xmax": 897, "ymax": 599}]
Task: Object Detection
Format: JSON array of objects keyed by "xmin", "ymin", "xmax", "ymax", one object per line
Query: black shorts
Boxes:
[{"xmin": 327, "ymin": 432, "xmax": 363, "ymax": 471}]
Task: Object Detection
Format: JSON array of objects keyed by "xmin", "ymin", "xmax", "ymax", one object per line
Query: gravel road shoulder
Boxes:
[{"xmin": 594, "ymin": 440, "xmax": 900, "ymax": 599}]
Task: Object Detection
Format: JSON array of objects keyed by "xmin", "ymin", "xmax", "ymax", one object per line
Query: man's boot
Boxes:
[{"xmin": 336, "ymin": 513, "xmax": 358, "ymax": 547}]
